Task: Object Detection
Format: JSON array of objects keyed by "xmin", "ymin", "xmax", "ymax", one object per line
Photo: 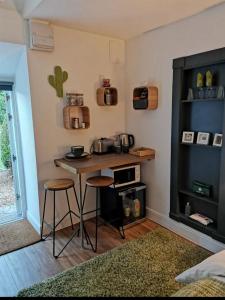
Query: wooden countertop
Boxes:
[{"xmin": 55, "ymin": 152, "xmax": 155, "ymax": 175}]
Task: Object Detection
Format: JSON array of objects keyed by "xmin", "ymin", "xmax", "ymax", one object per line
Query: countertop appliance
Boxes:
[
  {"xmin": 91, "ymin": 138, "xmax": 114, "ymax": 154},
  {"xmin": 101, "ymin": 164, "xmax": 140, "ymax": 188},
  {"xmin": 118, "ymin": 133, "xmax": 135, "ymax": 153}
]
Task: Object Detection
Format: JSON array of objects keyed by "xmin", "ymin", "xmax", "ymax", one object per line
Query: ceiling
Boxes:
[{"xmin": 7, "ymin": 0, "xmax": 225, "ymax": 39}]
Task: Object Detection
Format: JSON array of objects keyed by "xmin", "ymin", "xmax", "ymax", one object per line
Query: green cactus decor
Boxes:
[
  {"xmin": 48, "ymin": 66, "xmax": 68, "ymax": 98},
  {"xmin": 197, "ymin": 72, "xmax": 204, "ymax": 88},
  {"xmin": 206, "ymin": 71, "xmax": 213, "ymax": 87}
]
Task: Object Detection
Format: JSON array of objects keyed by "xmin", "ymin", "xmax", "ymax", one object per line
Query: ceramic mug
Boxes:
[{"xmin": 71, "ymin": 146, "xmax": 84, "ymax": 157}]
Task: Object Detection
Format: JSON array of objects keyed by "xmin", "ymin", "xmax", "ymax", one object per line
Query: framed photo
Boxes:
[
  {"xmin": 213, "ymin": 134, "xmax": 223, "ymax": 147},
  {"xmin": 182, "ymin": 131, "xmax": 195, "ymax": 144},
  {"xmin": 197, "ymin": 132, "xmax": 210, "ymax": 145}
]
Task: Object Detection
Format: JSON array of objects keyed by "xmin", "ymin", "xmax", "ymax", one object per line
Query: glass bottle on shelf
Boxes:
[{"xmin": 105, "ymin": 88, "xmax": 112, "ymax": 105}]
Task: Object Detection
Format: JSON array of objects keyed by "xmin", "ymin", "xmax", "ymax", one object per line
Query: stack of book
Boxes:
[{"xmin": 189, "ymin": 213, "xmax": 214, "ymax": 226}]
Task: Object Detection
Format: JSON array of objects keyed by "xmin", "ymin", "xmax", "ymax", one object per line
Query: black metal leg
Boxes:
[
  {"xmin": 66, "ymin": 189, "xmax": 74, "ymax": 230},
  {"xmin": 53, "ymin": 191, "xmax": 57, "ymax": 258},
  {"xmin": 82, "ymin": 184, "xmax": 88, "ymax": 211},
  {"xmin": 41, "ymin": 190, "xmax": 47, "ymax": 240},
  {"xmin": 94, "ymin": 188, "xmax": 99, "ymax": 253},
  {"xmin": 79, "ymin": 174, "xmax": 84, "ymax": 249},
  {"xmin": 73, "ymin": 187, "xmax": 80, "ymax": 211}
]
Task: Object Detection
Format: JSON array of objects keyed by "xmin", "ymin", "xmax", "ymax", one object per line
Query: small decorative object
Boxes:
[
  {"xmin": 103, "ymin": 79, "xmax": 111, "ymax": 88},
  {"xmin": 196, "ymin": 73, "xmax": 204, "ymax": 99},
  {"xmin": 192, "ymin": 180, "xmax": 212, "ymax": 198},
  {"xmin": 187, "ymin": 88, "xmax": 194, "ymax": 101},
  {"xmin": 72, "ymin": 118, "xmax": 80, "ymax": 129},
  {"xmin": 185, "ymin": 202, "xmax": 191, "ymax": 217},
  {"xmin": 196, "ymin": 132, "xmax": 210, "ymax": 145},
  {"xmin": 206, "ymin": 71, "xmax": 213, "ymax": 88},
  {"xmin": 197, "ymin": 73, "xmax": 204, "ymax": 88},
  {"xmin": 217, "ymin": 86, "xmax": 225, "ymax": 99},
  {"xmin": 182, "ymin": 131, "xmax": 195, "ymax": 144},
  {"xmin": 81, "ymin": 122, "xmax": 86, "ymax": 129},
  {"xmin": 213, "ymin": 133, "xmax": 223, "ymax": 147},
  {"xmin": 48, "ymin": 66, "xmax": 68, "ymax": 98}
]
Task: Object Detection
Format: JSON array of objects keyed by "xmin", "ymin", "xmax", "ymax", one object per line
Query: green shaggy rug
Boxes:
[{"xmin": 18, "ymin": 227, "xmax": 211, "ymax": 297}]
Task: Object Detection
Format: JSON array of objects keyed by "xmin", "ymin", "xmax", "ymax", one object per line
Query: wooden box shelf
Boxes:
[
  {"xmin": 63, "ymin": 106, "xmax": 90, "ymax": 130},
  {"xmin": 97, "ymin": 87, "xmax": 118, "ymax": 106},
  {"xmin": 133, "ymin": 86, "xmax": 158, "ymax": 110}
]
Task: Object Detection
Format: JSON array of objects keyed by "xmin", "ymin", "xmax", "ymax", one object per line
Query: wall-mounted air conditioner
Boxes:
[{"xmin": 28, "ymin": 19, "xmax": 54, "ymax": 52}]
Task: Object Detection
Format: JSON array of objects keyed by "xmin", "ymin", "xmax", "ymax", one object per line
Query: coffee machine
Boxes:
[{"xmin": 118, "ymin": 134, "xmax": 135, "ymax": 153}]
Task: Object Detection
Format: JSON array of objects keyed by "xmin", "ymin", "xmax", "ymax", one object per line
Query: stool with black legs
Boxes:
[
  {"xmin": 82, "ymin": 176, "xmax": 125, "ymax": 253},
  {"xmin": 40, "ymin": 178, "xmax": 82, "ymax": 258}
]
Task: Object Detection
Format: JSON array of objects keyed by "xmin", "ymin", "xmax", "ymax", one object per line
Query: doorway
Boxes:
[{"xmin": 0, "ymin": 89, "xmax": 24, "ymax": 225}]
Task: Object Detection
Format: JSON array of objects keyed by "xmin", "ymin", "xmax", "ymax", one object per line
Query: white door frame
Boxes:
[{"xmin": 5, "ymin": 90, "xmax": 26, "ymax": 219}]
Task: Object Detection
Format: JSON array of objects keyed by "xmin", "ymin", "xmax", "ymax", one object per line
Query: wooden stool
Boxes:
[
  {"xmin": 82, "ymin": 176, "xmax": 125, "ymax": 253},
  {"xmin": 41, "ymin": 178, "xmax": 79, "ymax": 258}
]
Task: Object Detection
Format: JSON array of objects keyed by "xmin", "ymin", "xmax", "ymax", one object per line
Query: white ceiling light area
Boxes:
[{"xmin": 10, "ymin": 0, "xmax": 225, "ymax": 39}]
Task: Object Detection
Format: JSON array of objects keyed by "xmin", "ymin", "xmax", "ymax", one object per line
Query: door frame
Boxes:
[{"xmin": 5, "ymin": 89, "xmax": 26, "ymax": 219}]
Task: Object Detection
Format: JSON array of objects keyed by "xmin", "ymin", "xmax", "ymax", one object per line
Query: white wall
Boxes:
[
  {"xmin": 27, "ymin": 25, "xmax": 126, "ymax": 229},
  {"xmin": 15, "ymin": 48, "xmax": 40, "ymax": 231},
  {"xmin": 125, "ymin": 3, "xmax": 225, "ymax": 252},
  {"xmin": 0, "ymin": 8, "xmax": 24, "ymax": 44}
]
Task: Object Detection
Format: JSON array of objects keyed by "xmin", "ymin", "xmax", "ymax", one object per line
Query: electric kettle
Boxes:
[{"xmin": 118, "ymin": 134, "xmax": 135, "ymax": 153}]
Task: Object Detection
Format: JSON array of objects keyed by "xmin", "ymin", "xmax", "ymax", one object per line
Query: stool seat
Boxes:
[
  {"xmin": 86, "ymin": 176, "xmax": 114, "ymax": 188},
  {"xmin": 44, "ymin": 179, "xmax": 74, "ymax": 191}
]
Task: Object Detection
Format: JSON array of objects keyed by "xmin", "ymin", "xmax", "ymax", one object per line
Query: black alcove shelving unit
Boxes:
[{"xmin": 170, "ymin": 47, "xmax": 225, "ymax": 243}]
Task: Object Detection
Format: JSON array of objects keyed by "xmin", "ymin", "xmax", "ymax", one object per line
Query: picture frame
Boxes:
[
  {"xmin": 196, "ymin": 132, "xmax": 210, "ymax": 145},
  {"xmin": 182, "ymin": 131, "xmax": 195, "ymax": 144},
  {"xmin": 213, "ymin": 133, "xmax": 223, "ymax": 147}
]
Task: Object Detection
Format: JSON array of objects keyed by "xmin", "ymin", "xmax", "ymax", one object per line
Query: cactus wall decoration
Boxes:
[{"xmin": 48, "ymin": 66, "xmax": 68, "ymax": 98}]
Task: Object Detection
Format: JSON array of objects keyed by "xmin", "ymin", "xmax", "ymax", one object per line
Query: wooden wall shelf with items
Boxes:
[
  {"xmin": 133, "ymin": 86, "xmax": 158, "ymax": 110},
  {"xmin": 170, "ymin": 47, "xmax": 225, "ymax": 244},
  {"xmin": 63, "ymin": 106, "xmax": 90, "ymax": 130},
  {"xmin": 97, "ymin": 87, "xmax": 118, "ymax": 106}
]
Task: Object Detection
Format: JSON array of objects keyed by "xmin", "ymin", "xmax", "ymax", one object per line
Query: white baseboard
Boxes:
[
  {"xmin": 147, "ymin": 207, "xmax": 225, "ymax": 253},
  {"xmin": 27, "ymin": 211, "xmax": 40, "ymax": 233}
]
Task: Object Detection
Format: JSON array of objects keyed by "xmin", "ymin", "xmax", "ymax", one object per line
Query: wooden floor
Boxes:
[{"xmin": 0, "ymin": 219, "xmax": 159, "ymax": 297}]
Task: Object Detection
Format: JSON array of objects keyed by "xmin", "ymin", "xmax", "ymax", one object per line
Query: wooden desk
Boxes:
[{"xmin": 54, "ymin": 153, "xmax": 155, "ymax": 249}]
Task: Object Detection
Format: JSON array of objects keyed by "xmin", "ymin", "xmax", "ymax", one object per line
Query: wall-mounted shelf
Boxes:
[
  {"xmin": 97, "ymin": 87, "xmax": 118, "ymax": 106},
  {"xmin": 133, "ymin": 86, "xmax": 158, "ymax": 110},
  {"xmin": 171, "ymin": 46, "xmax": 225, "ymax": 244},
  {"xmin": 63, "ymin": 106, "xmax": 90, "ymax": 130},
  {"xmin": 182, "ymin": 98, "xmax": 224, "ymax": 103}
]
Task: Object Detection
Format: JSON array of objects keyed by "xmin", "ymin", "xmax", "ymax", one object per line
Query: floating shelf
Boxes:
[
  {"xmin": 133, "ymin": 86, "xmax": 158, "ymax": 110},
  {"xmin": 182, "ymin": 98, "xmax": 224, "ymax": 103},
  {"xmin": 172, "ymin": 212, "xmax": 217, "ymax": 234},
  {"xmin": 63, "ymin": 106, "xmax": 90, "ymax": 130},
  {"xmin": 181, "ymin": 143, "xmax": 221, "ymax": 150},
  {"xmin": 179, "ymin": 189, "xmax": 218, "ymax": 207},
  {"xmin": 97, "ymin": 87, "xmax": 118, "ymax": 106}
]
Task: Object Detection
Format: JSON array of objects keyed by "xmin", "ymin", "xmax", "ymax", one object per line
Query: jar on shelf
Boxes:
[
  {"xmin": 105, "ymin": 89, "xmax": 112, "ymax": 105},
  {"xmin": 77, "ymin": 94, "xmax": 84, "ymax": 106}
]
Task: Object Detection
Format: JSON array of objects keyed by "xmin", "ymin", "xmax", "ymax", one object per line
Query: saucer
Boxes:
[{"xmin": 65, "ymin": 152, "xmax": 89, "ymax": 160}]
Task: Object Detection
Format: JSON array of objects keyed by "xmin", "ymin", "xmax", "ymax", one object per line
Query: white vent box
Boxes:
[{"xmin": 28, "ymin": 20, "xmax": 54, "ymax": 51}]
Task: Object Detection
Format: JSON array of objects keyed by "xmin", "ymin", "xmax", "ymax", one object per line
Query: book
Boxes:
[{"xmin": 189, "ymin": 213, "xmax": 214, "ymax": 226}]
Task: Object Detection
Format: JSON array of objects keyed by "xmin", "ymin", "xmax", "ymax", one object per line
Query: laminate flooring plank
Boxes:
[{"xmin": 0, "ymin": 255, "xmax": 18, "ymax": 297}]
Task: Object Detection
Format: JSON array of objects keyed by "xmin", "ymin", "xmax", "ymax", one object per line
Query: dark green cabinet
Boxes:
[{"xmin": 170, "ymin": 47, "xmax": 225, "ymax": 243}]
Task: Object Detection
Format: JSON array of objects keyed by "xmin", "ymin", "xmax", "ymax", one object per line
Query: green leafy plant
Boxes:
[
  {"xmin": 0, "ymin": 117, "xmax": 11, "ymax": 169},
  {"xmin": 0, "ymin": 91, "xmax": 6, "ymax": 125},
  {"xmin": 48, "ymin": 66, "xmax": 68, "ymax": 98}
]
